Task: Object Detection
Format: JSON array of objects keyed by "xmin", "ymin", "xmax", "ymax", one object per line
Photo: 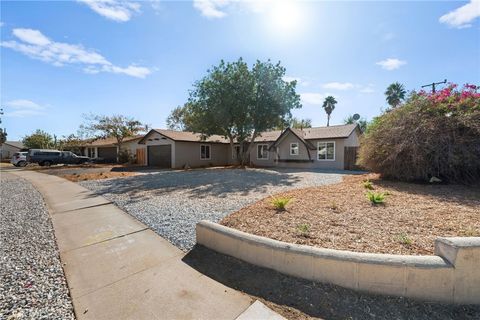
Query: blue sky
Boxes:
[{"xmin": 1, "ymin": 0, "xmax": 479, "ymax": 140}]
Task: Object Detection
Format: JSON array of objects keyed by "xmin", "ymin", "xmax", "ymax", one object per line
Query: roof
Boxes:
[
  {"xmin": 257, "ymin": 124, "xmax": 358, "ymax": 142},
  {"xmin": 139, "ymin": 129, "xmax": 229, "ymax": 144},
  {"xmin": 2, "ymin": 141, "xmax": 25, "ymax": 149},
  {"xmin": 82, "ymin": 135, "xmax": 143, "ymax": 147}
]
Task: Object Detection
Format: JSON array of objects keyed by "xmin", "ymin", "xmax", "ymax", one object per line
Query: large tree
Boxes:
[
  {"xmin": 385, "ymin": 82, "xmax": 406, "ymax": 109},
  {"xmin": 23, "ymin": 129, "xmax": 54, "ymax": 149},
  {"xmin": 171, "ymin": 58, "xmax": 301, "ymax": 165},
  {"xmin": 322, "ymin": 96, "xmax": 337, "ymax": 126},
  {"xmin": 81, "ymin": 114, "xmax": 146, "ymax": 154}
]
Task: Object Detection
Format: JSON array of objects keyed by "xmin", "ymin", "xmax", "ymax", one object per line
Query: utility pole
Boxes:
[{"xmin": 421, "ymin": 79, "xmax": 447, "ymax": 93}]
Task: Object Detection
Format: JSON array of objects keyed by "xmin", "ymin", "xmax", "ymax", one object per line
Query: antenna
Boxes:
[
  {"xmin": 352, "ymin": 113, "xmax": 360, "ymax": 121},
  {"xmin": 421, "ymin": 79, "xmax": 447, "ymax": 93}
]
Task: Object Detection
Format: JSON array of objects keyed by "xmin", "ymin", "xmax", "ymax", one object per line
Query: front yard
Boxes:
[{"xmin": 221, "ymin": 173, "xmax": 480, "ymax": 255}]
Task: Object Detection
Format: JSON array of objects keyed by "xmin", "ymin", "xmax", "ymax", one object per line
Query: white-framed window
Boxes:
[
  {"xmin": 257, "ymin": 144, "xmax": 269, "ymax": 160},
  {"xmin": 232, "ymin": 145, "xmax": 241, "ymax": 159},
  {"xmin": 290, "ymin": 143, "xmax": 299, "ymax": 156},
  {"xmin": 317, "ymin": 142, "xmax": 335, "ymax": 161},
  {"xmin": 200, "ymin": 144, "xmax": 211, "ymax": 160}
]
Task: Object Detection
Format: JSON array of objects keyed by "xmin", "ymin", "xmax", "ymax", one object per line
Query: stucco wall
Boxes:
[
  {"xmin": 174, "ymin": 141, "xmax": 229, "ymax": 169},
  {"xmin": 197, "ymin": 221, "xmax": 480, "ymax": 305},
  {"xmin": 0, "ymin": 144, "xmax": 21, "ymax": 159},
  {"xmin": 141, "ymin": 132, "xmax": 175, "ymax": 167}
]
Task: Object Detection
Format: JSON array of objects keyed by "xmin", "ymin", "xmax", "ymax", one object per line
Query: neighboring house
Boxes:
[
  {"xmin": 0, "ymin": 141, "xmax": 25, "ymax": 160},
  {"xmin": 80, "ymin": 135, "xmax": 143, "ymax": 163},
  {"xmin": 138, "ymin": 124, "xmax": 361, "ymax": 170}
]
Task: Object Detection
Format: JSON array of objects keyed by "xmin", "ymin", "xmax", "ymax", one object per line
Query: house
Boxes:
[
  {"xmin": 80, "ymin": 135, "xmax": 143, "ymax": 163},
  {"xmin": 138, "ymin": 124, "xmax": 361, "ymax": 170},
  {"xmin": 0, "ymin": 141, "xmax": 25, "ymax": 160}
]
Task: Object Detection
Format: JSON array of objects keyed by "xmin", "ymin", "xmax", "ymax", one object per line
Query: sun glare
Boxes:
[{"xmin": 267, "ymin": 0, "xmax": 306, "ymax": 37}]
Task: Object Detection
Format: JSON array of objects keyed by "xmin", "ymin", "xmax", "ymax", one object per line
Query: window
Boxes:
[
  {"xmin": 232, "ymin": 145, "xmax": 241, "ymax": 159},
  {"xmin": 200, "ymin": 145, "xmax": 211, "ymax": 160},
  {"xmin": 290, "ymin": 143, "xmax": 299, "ymax": 156},
  {"xmin": 257, "ymin": 144, "xmax": 269, "ymax": 160},
  {"xmin": 317, "ymin": 142, "xmax": 335, "ymax": 160}
]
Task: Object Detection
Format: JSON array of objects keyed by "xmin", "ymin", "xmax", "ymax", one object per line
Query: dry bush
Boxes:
[{"xmin": 358, "ymin": 84, "xmax": 480, "ymax": 184}]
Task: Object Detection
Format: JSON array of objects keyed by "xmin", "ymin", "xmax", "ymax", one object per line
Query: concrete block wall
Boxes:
[{"xmin": 196, "ymin": 221, "xmax": 480, "ymax": 305}]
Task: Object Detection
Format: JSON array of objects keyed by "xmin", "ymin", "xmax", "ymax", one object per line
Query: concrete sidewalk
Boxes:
[{"xmin": 11, "ymin": 170, "xmax": 281, "ymax": 320}]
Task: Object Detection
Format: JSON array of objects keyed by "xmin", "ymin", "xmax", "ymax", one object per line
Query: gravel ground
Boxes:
[
  {"xmin": 0, "ymin": 173, "xmax": 75, "ymax": 320},
  {"xmin": 80, "ymin": 168, "xmax": 344, "ymax": 251}
]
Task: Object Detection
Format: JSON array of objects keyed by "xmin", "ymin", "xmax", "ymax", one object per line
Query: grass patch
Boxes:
[{"xmin": 271, "ymin": 197, "xmax": 292, "ymax": 211}]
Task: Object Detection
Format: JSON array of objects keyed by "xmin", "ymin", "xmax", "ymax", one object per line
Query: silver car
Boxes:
[{"xmin": 10, "ymin": 151, "xmax": 28, "ymax": 167}]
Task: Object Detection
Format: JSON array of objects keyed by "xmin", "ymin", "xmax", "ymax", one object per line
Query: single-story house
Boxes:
[
  {"xmin": 137, "ymin": 124, "xmax": 361, "ymax": 170},
  {"xmin": 80, "ymin": 135, "xmax": 143, "ymax": 163},
  {"xmin": 0, "ymin": 141, "xmax": 25, "ymax": 160}
]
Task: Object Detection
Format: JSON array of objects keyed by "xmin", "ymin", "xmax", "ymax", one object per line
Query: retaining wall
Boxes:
[{"xmin": 196, "ymin": 221, "xmax": 480, "ymax": 304}]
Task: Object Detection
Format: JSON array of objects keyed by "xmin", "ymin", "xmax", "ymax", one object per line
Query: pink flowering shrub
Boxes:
[{"xmin": 358, "ymin": 84, "xmax": 480, "ymax": 184}]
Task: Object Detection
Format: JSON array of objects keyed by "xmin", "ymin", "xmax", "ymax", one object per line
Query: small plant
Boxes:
[
  {"xmin": 366, "ymin": 191, "xmax": 386, "ymax": 205},
  {"xmin": 363, "ymin": 179, "xmax": 374, "ymax": 190},
  {"xmin": 397, "ymin": 233, "xmax": 413, "ymax": 246},
  {"xmin": 297, "ymin": 223, "xmax": 310, "ymax": 237},
  {"xmin": 271, "ymin": 197, "xmax": 292, "ymax": 211},
  {"xmin": 329, "ymin": 201, "xmax": 339, "ymax": 211}
]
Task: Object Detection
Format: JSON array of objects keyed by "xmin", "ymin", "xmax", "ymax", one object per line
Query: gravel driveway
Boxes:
[
  {"xmin": 0, "ymin": 173, "xmax": 74, "ymax": 319},
  {"xmin": 80, "ymin": 168, "xmax": 344, "ymax": 251}
]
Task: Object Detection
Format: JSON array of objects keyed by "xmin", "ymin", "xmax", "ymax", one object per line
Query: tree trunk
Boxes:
[
  {"xmin": 327, "ymin": 114, "xmax": 330, "ymax": 127},
  {"xmin": 241, "ymin": 130, "xmax": 258, "ymax": 168}
]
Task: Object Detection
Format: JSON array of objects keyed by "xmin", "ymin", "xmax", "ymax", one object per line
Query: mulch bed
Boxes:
[
  {"xmin": 221, "ymin": 174, "xmax": 480, "ymax": 255},
  {"xmin": 61, "ymin": 171, "xmax": 138, "ymax": 182}
]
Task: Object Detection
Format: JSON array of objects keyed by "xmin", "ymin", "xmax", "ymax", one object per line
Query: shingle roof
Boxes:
[
  {"xmin": 3, "ymin": 141, "xmax": 25, "ymax": 149},
  {"xmin": 143, "ymin": 129, "xmax": 229, "ymax": 143},
  {"xmin": 82, "ymin": 135, "xmax": 143, "ymax": 147},
  {"xmin": 257, "ymin": 124, "xmax": 358, "ymax": 142}
]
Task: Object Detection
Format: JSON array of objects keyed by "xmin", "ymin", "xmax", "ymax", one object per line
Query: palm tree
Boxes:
[
  {"xmin": 385, "ymin": 82, "xmax": 406, "ymax": 108},
  {"xmin": 322, "ymin": 96, "xmax": 337, "ymax": 126}
]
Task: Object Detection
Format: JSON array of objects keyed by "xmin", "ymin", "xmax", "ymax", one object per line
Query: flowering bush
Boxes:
[{"xmin": 358, "ymin": 83, "xmax": 480, "ymax": 184}]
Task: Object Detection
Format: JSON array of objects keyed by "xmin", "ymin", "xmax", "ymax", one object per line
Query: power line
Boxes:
[{"xmin": 421, "ymin": 79, "xmax": 447, "ymax": 93}]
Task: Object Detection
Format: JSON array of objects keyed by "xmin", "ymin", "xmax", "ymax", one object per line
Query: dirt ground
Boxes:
[
  {"xmin": 184, "ymin": 245, "xmax": 480, "ymax": 320},
  {"xmin": 60, "ymin": 171, "xmax": 138, "ymax": 182},
  {"xmin": 221, "ymin": 174, "xmax": 480, "ymax": 255}
]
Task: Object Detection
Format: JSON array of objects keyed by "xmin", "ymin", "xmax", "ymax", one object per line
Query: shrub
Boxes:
[
  {"xmin": 363, "ymin": 179, "xmax": 374, "ymax": 190},
  {"xmin": 297, "ymin": 223, "xmax": 310, "ymax": 237},
  {"xmin": 366, "ymin": 191, "xmax": 386, "ymax": 205},
  {"xmin": 271, "ymin": 197, "xmax": 291, "ymax": 211},
  {"xmin": 358, "ymin": 84, "xmax": 480, "ymax": 184},
  {"xmin": 397, "ymin": 233, "xmax": 413, "ymax": 246}
]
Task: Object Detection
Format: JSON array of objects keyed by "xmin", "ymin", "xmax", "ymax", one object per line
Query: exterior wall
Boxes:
[
  {"xmin": 344, "ymin": 128, "xmax": 361, "ymax": 147},
  {"xmin": 174, "ymin": 141, "xmax": 229, "ymax": 169},
  {"xmin": 0, "ymin": 144, "xmax": 21, "ymax": 159},
  {"xmin": 197, "ymin": 221, "xmax": 480, "ymax": 304}
]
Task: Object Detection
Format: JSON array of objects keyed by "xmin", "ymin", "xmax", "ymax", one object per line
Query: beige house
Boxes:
[
  {"xmin": 80, "ymin": 135, "xmax": 143, "ymax": 163},
  {"xmin": 138, "ymin": 124, "xmax": 361, "ymax": 170},
  {"xmin": 0, "ymin": 141, "xmax": 25, "ymax": 160}
]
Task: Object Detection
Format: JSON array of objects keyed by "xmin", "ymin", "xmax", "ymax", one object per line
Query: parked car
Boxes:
[
  {"xmin": 10, "ymin": 151, "xmax": 28, "ymax": 167},
  {"xmin": 27, "ymin": 149, "xmax": 90, "ymax": 166}
]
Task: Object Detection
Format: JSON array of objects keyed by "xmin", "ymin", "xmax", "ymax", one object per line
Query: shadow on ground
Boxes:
[{"xmin": 183, "ymin": 245, "xmax": 480, "ymax": 320}]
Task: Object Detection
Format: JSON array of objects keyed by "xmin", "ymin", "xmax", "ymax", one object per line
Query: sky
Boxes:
[{"xmin": 1, "ymin": 0, "xmax": 479, "ymax": 141}]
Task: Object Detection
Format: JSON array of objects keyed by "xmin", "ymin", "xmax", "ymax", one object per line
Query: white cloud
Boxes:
[
  {"xmin": 193, "ymin": 0, "xmax": 228, "ymax": 18},
  {"xmin": 4, "ymin": 99, "xmax": 47, "ymax": 117},
  {"xmin": 322, "ymin": 82, "xmax": 355, "ymax": 90},
  {"xmin": 376, "ymin": 58, "xmax": 406, "ymax": 71},
  {"xmin": 78, "ymin": 0, "xmax": 140, "ymax": 22},
  {"xmin": 439, "ymin": 0, "xmax": 480, "ymax": 29},
  {"xmin": 1, "ymin": 28, "xmax": 151, "ymax": 78},
  {"xmin": 300, "ymin": 92, "xmax": 328, "ymax": 105}
]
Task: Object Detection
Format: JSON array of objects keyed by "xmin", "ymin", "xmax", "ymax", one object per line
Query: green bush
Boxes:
[
  {"xmin": 358, "ymin": 84, "xmax": 480, "ymax": 184},
  {"xmin": 271, "ymin": 197, "xmax": 292, "ymax": 211},
  {"xmin": 397, "ymin": 233, "xmax": 413, "ymax": 246},
  {"xmin": 363, "ymin": 180, "xmax": 374, "ymax": 190},
  {"xmin": 366, "ymin": 191, "xmax": 386, "ymax": 205}
]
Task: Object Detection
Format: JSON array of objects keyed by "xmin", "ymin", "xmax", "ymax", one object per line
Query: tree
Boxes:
[
  {"xmin": 166, "ymin": 104, "xmax": 194, "ymax": 131},
  {"xmin": 344, "ymin": 114, "xmax": 368, "ymax": 132},
  {"xmin": 23, "ymin": 129, "xmax": 54, "ymax": 149},
  {"xmin": 290, "ymin": 118, "xmax": 312, "ymax": 129},
  {"xmin": 81, "ymin": 114, "xmax": 146, "ymax": 155},
  {"xmin": 322, "ymin": 96, "xmax": 337, "ymax": 126},
  {"xmin": 385, "ymin": 82, "xmax": 406, "ymax": 108},
  {"xmin": 57, "ymin": 134, "xmax": 84, "ymax": 155},
  {"xmin": 172, "ymin": 58, "xmax": 301, "ymax": 166}
]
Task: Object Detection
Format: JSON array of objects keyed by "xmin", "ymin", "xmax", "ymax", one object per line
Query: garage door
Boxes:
[
  {"xmin": 97, "ymin": 147, "xmax": 117, "ymax": 163},
  {"xmin": 148, "ymin": 145, "xmax": 171, "ymax": 168}
]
